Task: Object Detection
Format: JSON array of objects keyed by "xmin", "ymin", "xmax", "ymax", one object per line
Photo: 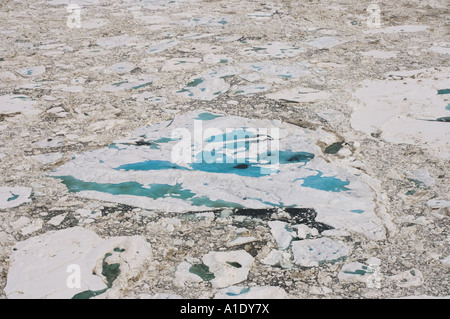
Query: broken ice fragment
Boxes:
[
  {"xmin": 0, "ymin": 95, "xmax": 36, "ymax": 115},
  {"xmin": 296, "ymin": 224, "xmax": 319, "ymax": 239},
  {"xmin": 338, "ymin": 262, "xmax": 375, "ymax": 283},
  {"xmin": 291, "ymin": 238, "xmax": 349, "ymax": 267},
  {"xmin": 266, "ymin": 87, "xmax": 331, "ymax": 103},
  {"xmin": 72, "ymin": 252, "xmax": 121, "ymax": 299},
  {"xmin": 96, "ymin": 35, "xmax": 139, "ymax": 49},
  {"xmin": 305, "ymin": 37, "xmax": 342, "ymax": 49},
  {"xmin": 177, "ymin": 77, "xmax": 230, "ymax": 100},
  {"xmin": 32, "ymin": 153, "xmax": 62, "ymax": 165},
  {"xmin": 201, "ymin": 250, "xmax": 254, "ymax": 288},
  {"xmin": 232, "ymin": 84, "xmax": 272, "ymax": 96},
  {"xmin": 240, "ymin": 42, "xmax": 305, "ymax": 58},
  {"xmin": 175, "ymin": 261, "xmax": 204, "ymax": 284},
  {"xmin": 426, "ymin": 199, "xmax": 450, "ymax": 209},
  {"xmin": 0, "ymin": 187, "xmax": 32, "ymax": 209},
  {"xmin": 105, "ymin": 62, "xmax": 135, "ymax": 74},
  {"xmin": 363, "ymin": 25, "xmax": 429, "ymax": 34},
  {"xmin": 34, "ymin": 136, "xmax": 64, "ymax": 148},
  {"xmin": 227, "ymin": 228, "xmax": 256, "ymax": 247},
  {"xmin": 389, "ymin": 269, "xmax": 424, "ymax": 288},
  {"xmin": 100, "ymin": 76, "xmax": 155, "ymax": 92},
  {"xmin": 241, "ymin": 61, "xmax": 310, "ymax": 79},
  {"xmin": 47, "ymin": 213, "xmax": 67, "ymax": 226},
  {"xmin": 175, "ymin": 17, "xmax": 229, "ymax": 27},
  {"xmin": 407, "ymin": 169, "xmax": 435, "ymax": 188},
  {"xmin": 16, "ymin": 66, "xmax": 45, "ymax": 77},
  {"xmin": 260, "ymin": 250, "xmax": 292, "ymax": 268},
  {"xmin": 361, "ymin": 50, "xmax": 397, "ymax": 59},
  {"xmin": 146, "ymin": 40, "xmax": 179, "ymax": 54},
  {"xmin": 268, "ymin": 221, "xmax": 295, "ymax": 250},
  {"xmin": 162, "ymin": 58, "xmax": 201, "ymax": 72}
]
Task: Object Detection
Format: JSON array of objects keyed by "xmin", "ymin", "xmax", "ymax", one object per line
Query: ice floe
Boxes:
[
  {"xmin": 174, "ymin": 16, "xmax": 230, "ymax": 27},
  {"xmin": 426, "ymin": 199, "xmax": 450, "ymax": 209},
  {"xmin": 96, "ymin": 34, "xmax": 139, "ymax": 49},
  {"xmin": 105, "ymin": 62, "xmax": 136, "ymax": 74},
  {"xmin": 268, "ymin": 221, "xmax": 296, "ymax": 250},
  {"xmin": 4, "ymin": 227, "xmax": 152, "ymax": 299},
  {"xmin": 350, "ymin": 68, "xmax": 450, "ymax": 159},
  {"xmin": 363, "ymin": 25, "xmax": 429, "ymax": 34},
  {"xmin": 162, "ymin": 58, "xmax": 202, "ymax": 72},
  {"xmin": 0, "ymin": 95, "xmax": 36, "ymax": 115},
  {"xmin": 178, "ymin": 250, "xmax": 254, "ymax": 288},
  {"xmin": 0, "ymin": 186, "xmax": 32, "ymax": 209},
  {"xmin": 260, "ymin": 250, "xmax": 293, "ymax": 269},
  {"xmin": 146, "ymin": 40, "xmax": 179, "ymax": 54},
  {"xmin": 226, "ymin": 228, "xmax": 257, "ymax": 247},
  {"xmin": 305, "ymin": 36, "xmax": 342, "ymax": 50},
  {"xmin": 176, "ymin": 61, "xmax": 310, "ymax": 100},
  {"xmin": 16, "ymin": 65, "xmax": 46, "ymax": 77},
  {"xmin": 291, "ymin": 238, "xmax": 349, "ymax": 267},
  {"xmin": 50, "ymin": 110, "xmax": 386, "ymax": 240},
  {"xmin": 338, "ymin": 261, "xmax": 380, "ymax": 284},
  {"xmin": 266, "ymin": 87, "xmax": 331, "ymax": 103},
  {"xmin": 240, "ymin": 42, "xmax": 305, "ymax": 58},
  {"xmin": 361, "ymin": 50, "xmax": 398, "ymax": 59},
  {"xmin": 201, "ymin": 250, "xmax": 254, "ymax": 288},
  {"xmin": 430, "ymin": 42, "xmax": 450, "ymax": 55},
  {"xmin": 232, "ymin": 83, "xmax": 272, "ymax": 96},
  {"xmin": 389, "ymin": 269, "xmax": 424, "ymax": 288},
  {"xmin": 100, "ymin": 76, "xmax": 156, "ymax": 92}
]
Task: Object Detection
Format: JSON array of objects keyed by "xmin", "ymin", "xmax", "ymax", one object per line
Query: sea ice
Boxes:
[
  {"xmin": 291, "ymin": 238, "xmax": 349, "ymax": 267},
  {"xmin": 51, "ymin": 110, "xmax": 386, "ymax": 240},
  {"xmin": 0, "ymin": 187, "xmax": 32, "ymax": 209},
  {"xmin": 4, "ymin": 227, "xmax": 152, "ymax": 299}
]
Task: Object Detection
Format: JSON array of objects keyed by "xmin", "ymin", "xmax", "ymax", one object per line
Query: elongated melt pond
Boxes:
[{"xmin": 53, "ymin": 175, "xmax": 244, "ymax": 209}]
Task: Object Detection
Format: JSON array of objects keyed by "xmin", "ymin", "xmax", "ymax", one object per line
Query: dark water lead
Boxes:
[{"xmin": 232, "ymin": 207, "xmax": 334, "ymax": 233}]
